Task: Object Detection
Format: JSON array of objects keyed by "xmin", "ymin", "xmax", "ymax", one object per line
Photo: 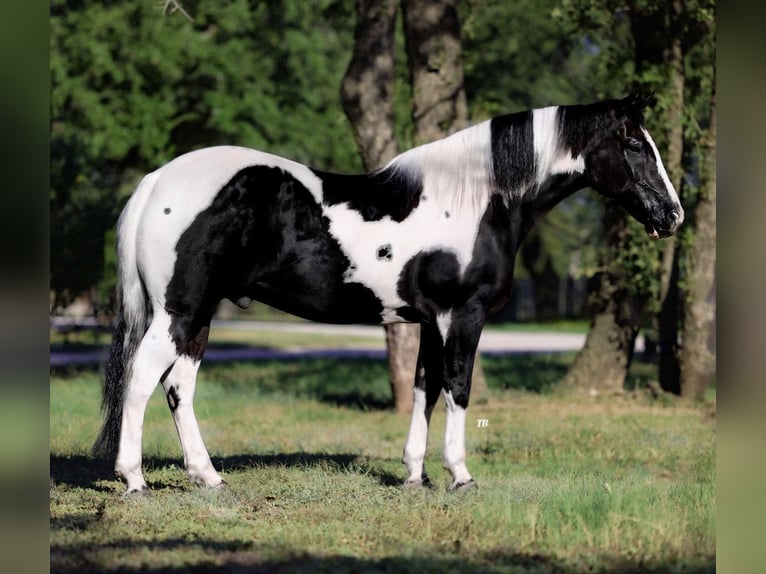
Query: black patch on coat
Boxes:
[
  {"xmin": 490, "ymin": 111, "xmax": 534, "ymax": 193},
  {"xmin": 316, "ymin": 165, "xmax": 422, "ymax": 222},
  {"xmin": 165, "ymin": 166, "xmax": 385, "ymax": 354},
  {"xmin": 376, "ymin": 244, "xmax": 393, "ymax": 261},
  {"xmin": 166, "ymin": 386, "xmax": 180, "ymax": 412},
  {"xmin": 164, "ymin": 207, "xmax": 172, "ymax": 214},
  {"xmin": 397, "ymin": 250, "xmax": 462, "ymax": 315},
  {"xmin": 396, "ymin": 195, "xmax": 522, "ymax": 408},
  {"xmin": 557, "ymin": 100, "xmax": 619, "ymax": 157}
]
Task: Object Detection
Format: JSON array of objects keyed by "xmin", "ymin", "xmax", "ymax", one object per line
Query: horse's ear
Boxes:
[
  {"xmin": 640, "ymin": 92, "xmax": 657, "ymax": 110},
  {"xmin": 620, "ymin": 90, "xmax": 656, "ymax": 121}
]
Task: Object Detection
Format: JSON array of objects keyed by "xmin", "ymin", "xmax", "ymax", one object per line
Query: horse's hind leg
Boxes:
[
  {"xmin": 115, "ymin": 310, "xmax": 179, "ymax": 493},
  {"xmin": 160, "ymin": 328, "xmax": 224, "ymax": 488}
]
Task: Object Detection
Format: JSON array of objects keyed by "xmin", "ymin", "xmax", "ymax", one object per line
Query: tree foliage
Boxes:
[
  {"xmin": 50, "ymin": 0, "xmax": 359, "ymax": 307},
  {"xmin": 51, "ymin": 0, "xmax": 714, "ymax": 370}
]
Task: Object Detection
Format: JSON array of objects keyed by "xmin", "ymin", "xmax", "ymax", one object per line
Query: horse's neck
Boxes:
[
  {"xmin": 517, "ymin": 171, "xmax": 588, "ymax": 238},
  {"xmin": 505, "ymin": 102, "xmax": 617, "ymax": 237}
]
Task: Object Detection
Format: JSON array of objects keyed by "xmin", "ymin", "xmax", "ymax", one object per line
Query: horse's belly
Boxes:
[{"xmin": 246, "ymin": 276, "xmax": 407, "ymax": 325}]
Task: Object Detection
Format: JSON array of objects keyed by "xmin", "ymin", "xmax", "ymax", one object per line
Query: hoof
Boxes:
[
  {"xmin": 123, "ymin": 484, "xmax": 150, "ymax": 497},
  {"xmin": 403, "ymin": 473, "xmax": 433, "ymax": 490},
  {"xmin": 189, "ymin": 472, "xmax": 226, "ymax": 489},
  {"xmin": 448, "ymin": 478, "xmax": 477, "ymax": 492}
]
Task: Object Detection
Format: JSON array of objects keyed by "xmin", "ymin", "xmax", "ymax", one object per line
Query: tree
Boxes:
[
  {"xmin": 560, "ymin": 0, "xmax": 716, "ymax": 397},
  {"xmin": 342, "ymin": 0, "xmax": 486, "ymax": 414},
  {"xmin": 50, "ymin": 1, "xmax": 360, "ymax": 309},
  {"xmin": 563, "ymin": 203, "xmax": 643, "ymax": 394},
  {"xmin": 627, "ymin": 0, "xmax": 716, "ymax": 399},
  {"xmin": 340, "ymin": 0, "xmax": 410, "ymax": 412},
  {"xmin": 676, "ymin": 4, "xmax": 716, "ymax": 399}
]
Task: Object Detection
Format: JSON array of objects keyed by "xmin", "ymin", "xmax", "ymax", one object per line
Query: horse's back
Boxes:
[{"xmin": 128, "ymin": 148, "xmax": 301, "ymax": 299}]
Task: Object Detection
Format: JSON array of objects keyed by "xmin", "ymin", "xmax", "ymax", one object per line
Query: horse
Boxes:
[{"xmin": 93, "ymin": 92, "xmax": 683, "ymax": 494}]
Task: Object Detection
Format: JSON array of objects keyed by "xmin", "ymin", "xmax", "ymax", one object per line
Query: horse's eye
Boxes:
[{"xmin": 625, "ymin": 138, "xmax": 643, "ymax": 153}]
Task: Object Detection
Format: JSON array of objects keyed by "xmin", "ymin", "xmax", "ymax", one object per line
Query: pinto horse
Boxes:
[{"xmin": 93, "ymin": 93, "xmax": 683, "ymax": 494}]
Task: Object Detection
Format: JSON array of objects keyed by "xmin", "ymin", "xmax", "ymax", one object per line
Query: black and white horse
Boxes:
[{"xmin": 93, "ymin": 93, "xmax": 683, "ymax": 494}]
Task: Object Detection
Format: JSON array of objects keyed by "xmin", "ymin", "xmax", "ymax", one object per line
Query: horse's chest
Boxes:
[{"xmin": 324, "ymin": 202, "xmax": 482, "ymax": 309}]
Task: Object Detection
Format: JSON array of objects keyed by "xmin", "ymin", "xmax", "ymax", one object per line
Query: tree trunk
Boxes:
[
  {"xmin": 340, "ymin": 0, "xmax": 400, "ymax": 170},
  {"xmin": 563, "ymin": 205, "xmax": 639, "ymax": 395},
  {"xmin": 401, "ymin": 0, "xmax": 468, "ymax": 142},
  {"xmin": 342, "ymin": 0, "xmax": 486, "ymax": 413},
  {"xmin": 567, "ymin": 0, "xmax": 686, "ymax": 396},
  {"xmin": 399, "ymin": 0, "xmax": 488, "ymax": 406},
  {"xmin": 678, "ymin": 77, "xmax": 716, "ymax": 400},
  {"xmin": 656, "ymin": 0, "xmax": 686, "ymax": 394},
  {"xmin": 342, "ymin": 0, "xmax": 416, "ymax": 412}
]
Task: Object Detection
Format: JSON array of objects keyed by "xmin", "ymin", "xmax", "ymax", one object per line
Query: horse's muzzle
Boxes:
[{"xmin": 646, "ymin": 208, "xmax": 684, "ymax": 239}]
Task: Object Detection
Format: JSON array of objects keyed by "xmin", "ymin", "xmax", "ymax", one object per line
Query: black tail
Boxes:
[
  {"xmin": 92, "ymin": 172, "xmax": 154, "ymax": 460},
  {"xmin": 92, "ymin": 308, "xmax": 143, "ymax": 460}
]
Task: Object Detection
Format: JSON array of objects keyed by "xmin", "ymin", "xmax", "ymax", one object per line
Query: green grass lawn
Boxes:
[{"xmin": 50, "ymin": 353, "xmax": 715, "ymax": 573}]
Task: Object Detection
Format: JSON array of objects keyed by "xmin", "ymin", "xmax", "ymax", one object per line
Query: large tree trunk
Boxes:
[
  {"xmin": 340, "ymin": 0, "xmax": 400, "ymax": 170},
  {"xmin": 341, "ymin": 0, "xmax": 413, "ymax": 412},
  {"xmin": 342, "ymin": 0, "xmax": 486, "ymax": 413},
  {"xmin": 567, "ymin": 0, "xmax": 688, "ymax": 396},
  {"xmin": 655, "ymin": 0, "xmax": 686, "ymax": 394},
  {"xmin": 401, "ymin": 0, "xmax": 468, "ymax": 142},
  {"xmin": 399, "ymin": 0, "xmax": 488, "ymax": 406},
  {"xmin": 678, "ymin": 78, "xmax": 716, "ymax": 400},
  {"xmin": 563, "ymin": 205, "xmax": 640, "ymax": 395}
]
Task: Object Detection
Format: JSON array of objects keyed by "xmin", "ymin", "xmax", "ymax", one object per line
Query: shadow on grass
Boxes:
[
  {"xmin": 49, "ymin": 538, "xmax": 715, "ymax": 574},
  {"xmin": 51, "ymin": 452, "xmax": 402, "ymax": 491}
]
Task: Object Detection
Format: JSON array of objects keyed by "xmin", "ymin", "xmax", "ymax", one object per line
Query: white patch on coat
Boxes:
[
  {"xmin": 115, "ymin": 309, "xmax": 178, "ymax": 492},
  {"xmin": 436, "ymin": 311, "xmax": 452, "ymax": 342},
  {"xmin": 324, "ymin": 202, "xmax": 483, "ymax": 320},
  {"xmin": 640, "ymin": 127, "xmax": 683, "ymax": 215},
  {"xmin": 532, "ymin": 106, "xmax": 585, "ymax": 185},
  {"xmin": 325, "ymin": 122, "xmax": 495, "ymax": 321},
  {"xmin": 442, "ymin": 390, "xmax": 472, "ymax": 487},
  {"xmin": 161, "ymin": 355, "xmax": 224, "ymax": 487},
  {"xmin": 402, "ymin": 387, "xmax": 431, "ymax": 483}
]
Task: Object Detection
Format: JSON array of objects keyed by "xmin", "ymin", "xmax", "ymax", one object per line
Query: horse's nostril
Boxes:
[{"xmin": 666, "ymin": 209, "xmax": 683, "ymax": 230}]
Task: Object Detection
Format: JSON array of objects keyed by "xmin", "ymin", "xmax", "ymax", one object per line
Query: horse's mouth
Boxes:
[{"xmin": 644, "ymin": 223, "xmax": 674, "ymax": 239}]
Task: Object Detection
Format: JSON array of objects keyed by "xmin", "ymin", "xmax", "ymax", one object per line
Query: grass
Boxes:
[
  {"xmin": 484, "ymin": 319, "xmax": 589, "ymax": 333},
  {"xmin": 50, "ymin": 352, "xmax": 715, "ymax": 573}
]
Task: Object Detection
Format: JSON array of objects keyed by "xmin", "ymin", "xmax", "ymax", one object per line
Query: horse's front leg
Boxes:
[
  {"xmin": 441, "ymin": 307, "xmax": 483, "ymax": 491},
  {"xmin": 442, "ymin": 387, "xmax": 475, "ymax": 490},
  {"xmin": 402, "ymin": 323, "xmax": 443, "ymax": 488}
]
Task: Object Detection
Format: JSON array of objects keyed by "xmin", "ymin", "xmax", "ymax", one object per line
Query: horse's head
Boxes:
[{"xmin": 585, "ymin": 93, "xmax": 684, "ymax": 239}]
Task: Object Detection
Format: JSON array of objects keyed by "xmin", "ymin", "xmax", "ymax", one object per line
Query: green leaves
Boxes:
[{"xmin": 50, "ymin": 1, "xmax": 359, "ymax": 305}]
